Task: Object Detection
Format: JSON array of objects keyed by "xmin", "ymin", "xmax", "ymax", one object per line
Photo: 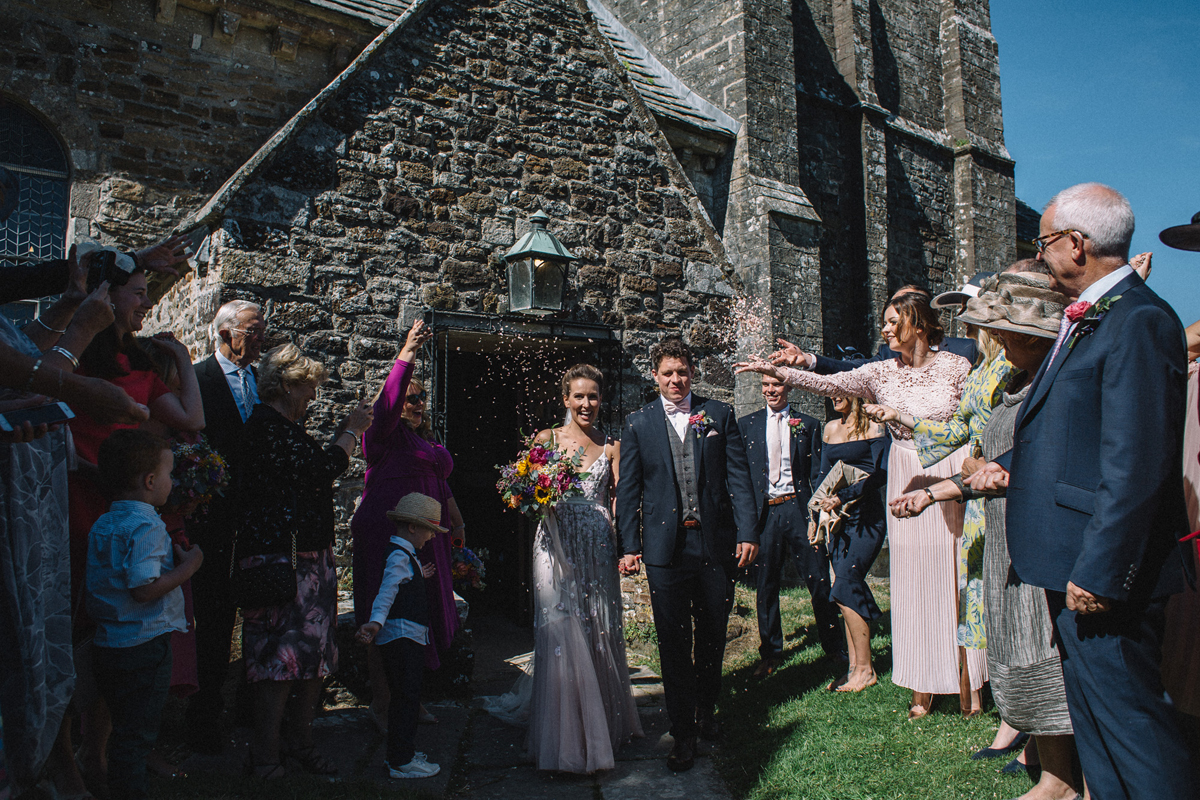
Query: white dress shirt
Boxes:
[
  {"xmin": 215, "ymin": 350, "xmax": 259, "ymax": 422},
  {"xmin": 370, "ymin": 535, "xmax": 430, "ymax": 646},
  {"xmin": 766, "ymin": 404, "xmax": 795, "ymax": 498},
  {"xmin": 661, "ymin": 392, "xmax": 694, "ymax": 442}
]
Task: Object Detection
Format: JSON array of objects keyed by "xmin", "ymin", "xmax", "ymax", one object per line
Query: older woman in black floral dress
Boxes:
[{"xmin": 237, "ymin": 344, "xmax": 373, "ymax": 778}]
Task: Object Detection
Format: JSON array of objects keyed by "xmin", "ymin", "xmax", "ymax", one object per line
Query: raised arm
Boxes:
[
  {"xmin": 368, "ymin": 319, "xmax": 431, "ymax": 447},
  {"xmin": 734, "ymin": 357, "xmax": 878, "ymax": 401}
]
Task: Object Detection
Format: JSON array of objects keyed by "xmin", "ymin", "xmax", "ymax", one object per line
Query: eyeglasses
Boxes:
[
  {"xmin": 406, "ymin": 392, "xmax": 427, "ymax": 404},
  {"xmin": 1032, "ymin": 229, "xmax": 1089, "ymax": 254},
  {"xmin": 231, "ymin": 327, "xmax": 268, "ymax": 339}
]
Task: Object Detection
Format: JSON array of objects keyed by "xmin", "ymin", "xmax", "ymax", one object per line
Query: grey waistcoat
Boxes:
[{"xmin": 666, "ymin": 412, "xmax": 701, "ymax": 524}]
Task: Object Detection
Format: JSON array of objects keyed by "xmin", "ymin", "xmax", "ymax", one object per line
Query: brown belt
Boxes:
[
  {"xmin": 767, "ymin": 493, "xmax": 796, "ymax": 506},
  {"xmin": 682, "ymin": 519, "xmax": 701, "ymax": 529}
]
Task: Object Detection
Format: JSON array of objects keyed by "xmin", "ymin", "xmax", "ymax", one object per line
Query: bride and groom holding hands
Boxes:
[{"xmin": 485, "ymin": 336, "xmax": 759, "ymax": 774}]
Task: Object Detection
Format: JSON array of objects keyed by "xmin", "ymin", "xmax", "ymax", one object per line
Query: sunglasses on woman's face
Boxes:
[{"xmin": 406, "ymin": 392, "xmax": 427, "ymax": 404}]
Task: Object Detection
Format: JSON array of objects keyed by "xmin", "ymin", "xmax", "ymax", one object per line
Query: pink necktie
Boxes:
[
  {"xmin": 1047, "ymin": 315, "xmax": 1072, "ymax": 366},
  {"xmin": 768, "ymin": 413, "xmax": 783, "ymax": 485}
]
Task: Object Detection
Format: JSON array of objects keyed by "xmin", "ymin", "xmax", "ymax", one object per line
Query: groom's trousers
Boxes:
[{"xmin": 645, "ymin": 527, "xmax": 734, "ymax": 740}]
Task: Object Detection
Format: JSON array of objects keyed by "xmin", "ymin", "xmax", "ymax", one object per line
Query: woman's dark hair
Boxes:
[
  {"xmin": 137, "ymin": 337, "xmax": 180, "ymax": 389},
  {"xmin": 79, "ymin": 263, "xmax": 153, "ymax": 380},
  {"xmin": 561, "ymin": 363, "xmax": 604, "ymax": 397},
  {"xmin": 96, "ymin": 428, "xmax": 170, "ymax": 498},
  {"xmin": 886, "ymin": 291, "xmax": 945, "ymax": 347},
  {"xmin": 649, "ymin": 337, "xmax": 693, "ymax": 372}
]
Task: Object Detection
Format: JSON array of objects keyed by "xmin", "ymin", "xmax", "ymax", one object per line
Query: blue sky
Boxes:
[{"xmin": 990, "ymin": 0, "xmax": 1200, "ymax": 325}]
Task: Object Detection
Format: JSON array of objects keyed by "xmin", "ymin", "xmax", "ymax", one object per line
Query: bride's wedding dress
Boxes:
[{"xmin": 480, "ymin": 451, "xmax": 643, "ymax": 773}]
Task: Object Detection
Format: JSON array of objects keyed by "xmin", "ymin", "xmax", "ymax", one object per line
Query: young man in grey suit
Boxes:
[
  {"xmin": 616, "ymin": 338, "xmax": 759, "ymax": 772},
  {"xmin": 971, "ymin": 183, "xmax": 1193, "ymax": 799}
]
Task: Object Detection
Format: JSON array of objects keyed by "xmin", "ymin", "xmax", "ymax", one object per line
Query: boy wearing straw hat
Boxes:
[{"xmin": 356, "ymin": 493, "xmax": 445, "ymax": 779}]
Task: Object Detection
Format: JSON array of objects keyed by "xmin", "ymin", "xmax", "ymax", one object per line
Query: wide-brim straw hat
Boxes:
[
  {"xmin": 933, "ymin": 271, "xmax": 996, "ymax": 309},
  {"xmin": 386, "ymin": 492, "xmax": 448, "ymax": 533},
  {"xmin": 1159, "ymin": 211, "xmax": 1200, "ymax": 252},
  {"xmin": 956, "ymin": 272, "xmax": 1068, "ymax": 339}
]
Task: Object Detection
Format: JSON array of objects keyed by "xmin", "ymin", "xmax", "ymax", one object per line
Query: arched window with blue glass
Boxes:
[{"xmin": 1, "ymin": 97, "xmax": 71, "ymax": 323}]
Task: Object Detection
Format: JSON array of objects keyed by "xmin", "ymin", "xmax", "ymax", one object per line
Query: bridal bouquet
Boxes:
[
  {"xmin": 163, "ymin": 434, "xmax": 229, "ymax": 518},
  {"xmin": 451, "ymin": 543, "xmax": 487, "ymax": 593},
  {"xmin": 496, "ymin": 434, "xmax": 588, "ymax": 518}
]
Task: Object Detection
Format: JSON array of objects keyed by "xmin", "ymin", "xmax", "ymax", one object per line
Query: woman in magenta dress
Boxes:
[{"xmin": 351, "ymin": 319, "xmax": 465, "ymax": 724}]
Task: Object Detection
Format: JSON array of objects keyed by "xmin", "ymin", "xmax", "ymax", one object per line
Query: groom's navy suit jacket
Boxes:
[
  {"xmin": 616, "ymin": 395, "xmax": 760, "ymax": 568},
  {"xmin": 1002, "ymin": 272, "xmax": 1189, "ymax": 602}
]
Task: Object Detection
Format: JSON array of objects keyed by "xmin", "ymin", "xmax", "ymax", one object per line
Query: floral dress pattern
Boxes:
[
  {"xmin": 911, "ymin": 355, "xmax": 1016, "ymax": 649},
  {"xmin": 238, "ymin": 404, "xmax": 349, "ymax": 683}
]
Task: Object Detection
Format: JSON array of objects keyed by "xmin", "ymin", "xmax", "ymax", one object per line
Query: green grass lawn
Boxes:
[{"xmin": 713, "ymin": 585, "xmax": 1035, "ymax": 800}]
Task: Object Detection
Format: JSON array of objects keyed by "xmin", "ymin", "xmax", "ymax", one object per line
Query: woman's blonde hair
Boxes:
[
  {"xmin": 844, "ymin": 396, "xmax": 873, "ymax": 440},
  {"xmin": 973, "ymin": 325, "xmax": 1004, "ymax": 366},
  {"xmin": 257, "ymin": 343, "xmax": 328, "ymax": 402}
]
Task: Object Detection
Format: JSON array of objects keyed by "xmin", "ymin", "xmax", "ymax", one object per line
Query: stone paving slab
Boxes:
[
  {"xmin": 597, "ymin": 756, "xmax": 730, "ymax": 800},
  {"xmin": 454, "ymin": 764, "xmax": 597, "ymax": 799}
]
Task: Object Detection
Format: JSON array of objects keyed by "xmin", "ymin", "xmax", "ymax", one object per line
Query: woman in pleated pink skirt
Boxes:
[{"xmin": 737, "ymin": 291, "xmax": 986, "ymax": 718}]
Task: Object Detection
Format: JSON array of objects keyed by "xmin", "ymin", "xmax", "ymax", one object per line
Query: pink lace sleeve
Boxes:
[{"xmin": 778, "ymin": 363, "xmax": 880, "ymax": 403}]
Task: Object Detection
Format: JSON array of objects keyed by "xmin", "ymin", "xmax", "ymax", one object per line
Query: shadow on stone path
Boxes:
[{"xmin": 178, "ymin": 609, "xmax": 734, "ymax": 800}]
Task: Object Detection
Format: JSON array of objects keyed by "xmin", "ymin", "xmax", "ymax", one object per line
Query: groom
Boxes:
[{"xmin": 616, "ymin": 337, "xmax": 760, "ymax": 772}]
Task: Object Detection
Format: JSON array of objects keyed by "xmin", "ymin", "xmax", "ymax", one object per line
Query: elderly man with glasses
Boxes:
[
  {"xmin": 970, "ymin": 183, "xmax": 1193, "ymax": 799},
  {"xmin": 186, "ymin": 298, "xmax": 267, "ymax": 753}
]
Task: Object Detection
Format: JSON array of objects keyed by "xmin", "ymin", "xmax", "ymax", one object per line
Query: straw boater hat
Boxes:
[
  {"xmin": 956, "ymin": 272, "xmax": 1068, "ymax": 339},
  {"xmin": 386, "ymin": 492, "xmax": 448, "ymax": 533},
  {"xmin": 932, "ymin": 271, "xmax": 997, "ymax": 309},
  {"xmin": 1159, "ymin": 211, "xmax": 1200, "ymax": 252}
]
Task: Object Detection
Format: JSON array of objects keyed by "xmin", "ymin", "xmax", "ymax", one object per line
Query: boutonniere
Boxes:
[
  {"xmin": 787, "ymin": 416, "xmax": 805, "ymax": 432},
  {"xmin": 689, "ymin": 410, "xmax": 713, "ymax": 434},
  {"xmin": 1067, "ymin": 295, "xmax": 1122, "ymax": 350}
]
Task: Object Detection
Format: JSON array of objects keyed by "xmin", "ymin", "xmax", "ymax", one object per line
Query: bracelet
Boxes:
[
  {"xmin": 34, "ymin": 317, "xmax": 68, "ymax": 335},
  {"xmin": 51, "ymin": 346, "xmax": 79, "ymax": 370},
  {"xmin": 922, "ymin": 487, "xmax": 935, "ymax": 504},
  {"xmin": 453, "ymin": 524, "xmax": 466, "ymax": 531},
  {"xmin": 24, "ymin": 358, "xmax": 43, "ymax": 392}
]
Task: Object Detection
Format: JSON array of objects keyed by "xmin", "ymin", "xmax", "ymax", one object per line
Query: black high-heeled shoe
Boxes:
[{"xmin": 971, "ymin": 731, "xmax": 1029, "ymax": 760}]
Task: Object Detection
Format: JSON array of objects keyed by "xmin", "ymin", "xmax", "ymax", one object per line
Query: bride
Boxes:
[{"xmin": 481, "ymin": 363, "xmax": 643, "ymax": 772}]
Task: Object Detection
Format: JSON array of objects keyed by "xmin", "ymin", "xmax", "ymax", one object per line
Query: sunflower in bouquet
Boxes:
[{"xmin": 496, "ymin": 433, "xmax": 588, "ymax": 518}]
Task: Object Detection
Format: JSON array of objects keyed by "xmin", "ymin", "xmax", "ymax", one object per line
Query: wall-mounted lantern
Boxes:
[{"xmin": 504, "ymin": 210, "xmax": 578, "ymax": 315}]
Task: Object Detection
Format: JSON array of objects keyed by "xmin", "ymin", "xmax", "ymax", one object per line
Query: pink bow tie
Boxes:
[
  {"xmin": 1065, "ymin": 301, "xmax": 1092, "ymax": 323},
  {"xmin": 663, "ymin": 397, "xmax": 692, "ymax": 415}
]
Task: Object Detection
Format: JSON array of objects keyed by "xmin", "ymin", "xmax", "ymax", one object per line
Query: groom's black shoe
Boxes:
[{"xmin": 667, "ymin": 736, "xmax": 696, "ymax": 772}]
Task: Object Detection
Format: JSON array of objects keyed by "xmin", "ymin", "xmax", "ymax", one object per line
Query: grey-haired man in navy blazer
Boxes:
[
  {"xmin": 616, "ymin": 337, "xmax": 759, "ymax": 773},
  {"xmin": 970, "ymin": 183, "xmax": 1193, "ymax": 799}
]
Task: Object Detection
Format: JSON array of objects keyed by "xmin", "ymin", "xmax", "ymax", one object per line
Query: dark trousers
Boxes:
[
  {"xmin": 753, "ymin": 496, "xmax": 841, "ymax": 659},
  {"xmin": 1047, "ymin": 591, "xmax": 1193, "ymax": 799},
  {"xmin": 645, "ymin": 542, "xmax": 734, "ymax": 740},
  {"xmin": 92, "ymin": 634, "xmax": 172, "ymax": 800},
  {"xmin": 379, "ymin": 636, "xmax": 425, "ymax": 767},
  {"xmin": 186, "ymin": 529, "xmax": 237, "ymax": 733}
]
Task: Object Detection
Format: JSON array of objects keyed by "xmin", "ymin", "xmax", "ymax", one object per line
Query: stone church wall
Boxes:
[{"xmin": 1, "ymin": 0, "xmax": 377, "ymax": 248}]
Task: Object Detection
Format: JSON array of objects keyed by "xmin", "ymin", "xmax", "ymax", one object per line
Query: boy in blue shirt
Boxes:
[
  {"xmin": 86, "ymin": 430, "xmax": 204, "ymax": 800},
  {"xmin": 356, "ymin": 492, "xmax": 443, "ymax": 779}
]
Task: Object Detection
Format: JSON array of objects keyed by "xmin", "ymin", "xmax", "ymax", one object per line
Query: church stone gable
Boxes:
[{"xmin": 190, "ymin": 0, "xmax": 736, "ymax": 405}]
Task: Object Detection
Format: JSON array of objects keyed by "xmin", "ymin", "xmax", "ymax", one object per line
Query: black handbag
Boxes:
[{"xmin": 229, "ymin": 490, "xmax": 298, "ymax": 609}]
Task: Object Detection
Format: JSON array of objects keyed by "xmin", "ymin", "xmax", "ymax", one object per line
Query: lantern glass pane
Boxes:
[
  {"xmin": 508, "ymin": 258, "xmax": 532, "ymax": 312},
  {"xmin": 532, "ymin": 258, "xmax": 564, "ymax": 311}
]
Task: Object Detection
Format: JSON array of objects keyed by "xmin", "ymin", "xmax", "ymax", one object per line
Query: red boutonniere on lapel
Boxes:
[
  {"xmin": 1067, "ymin": 295, "xmax": 1122, "ymax": 350},
  {"xmin": 689, "ymin": 410, "xmax": 713, "ymax": 434},
  {"xmin": 787, "ymin": 416, "xmax": 805, "ymax": 432}
]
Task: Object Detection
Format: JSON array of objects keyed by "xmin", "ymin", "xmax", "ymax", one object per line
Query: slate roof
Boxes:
[
  {"xmin": 586, "ymin": 0, "xmax": 738, "ymax": 138},
  {"xmin": 301, "ymin": 0, "xmax": 413, "ymax": 27},
  {"xmin": 299, "ymin": 0, "xmax": 738, "ymax": 138}
]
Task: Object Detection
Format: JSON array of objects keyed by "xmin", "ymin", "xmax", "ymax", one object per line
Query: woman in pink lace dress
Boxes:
[{"xmin": 737, "ymin": 292, "xmax": 986, "ymax": 719}]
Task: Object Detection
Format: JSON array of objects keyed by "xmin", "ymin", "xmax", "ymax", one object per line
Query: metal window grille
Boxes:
[{"xmin": 1, "ymin": 99, "xmax": 70, "ymax": 323}]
